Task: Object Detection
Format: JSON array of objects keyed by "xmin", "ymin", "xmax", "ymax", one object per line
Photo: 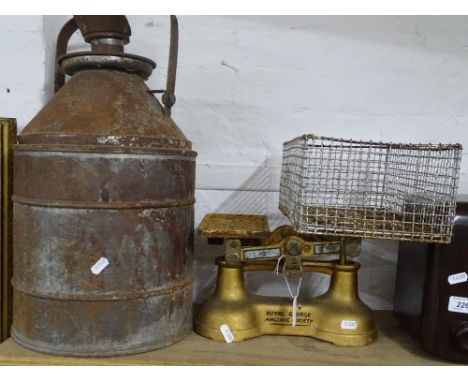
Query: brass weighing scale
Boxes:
[{"xmin": 195, "ymin": 134, "xmax": 462, "ymax": 346}]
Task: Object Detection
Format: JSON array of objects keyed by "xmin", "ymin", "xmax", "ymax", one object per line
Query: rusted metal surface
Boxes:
[
  {"xmin": 162, "ymin": 16, "xmax": 179, "ymax": 116},
  {"xmin": 198, "ymin": 214, "xmax": 271, "ymax": 239},
  {"xmin": 19, "ymin": 70, "xmax": 188, "ymax": 147},
  {"xmin": 13, "ymin": 147, "xmax": 195, "ymax": 208},
  {"xmin": 12, "ymin": 15, "xmax": 196, "ymax": 356},
  {"xmin": 12, "ymin": 204, "xmax": 194, "ymax": 356},
  {"xmin": 54, "ymin": 18, "xmax": 78, "ymax": 93},
  {"xmin": 55, "ymin": 16, "xmax": 131, "ymax": 93},
  {"xmin": 13, "ymin": 286, "xmax": 192, "ymax": 356},
  {"xmin": 73, "ymin": 16, "xmax": 131, "ymax": 44},
  {"xmin": 59, "ymin": 53, "xmax": 155, "ymax": 79}
]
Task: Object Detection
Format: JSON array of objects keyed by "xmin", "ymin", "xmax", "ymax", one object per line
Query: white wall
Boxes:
[
  {"xmin": 2, "ymin": 15, "xmax": 468, "ymax": 310},
  {"xmin": 0, "ymin": 16, "xmax": 45, "ymax": 128}
]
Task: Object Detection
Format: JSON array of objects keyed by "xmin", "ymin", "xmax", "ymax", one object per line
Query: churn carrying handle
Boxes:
[
  {"xmin": 161, "ymin": 15, "xmax": 179, "ymax": 117},
  {"xmin": 54, "ymin": 17, "xmax": 78, "ymax": 94},
  {"xmin": 53, "ymin": 15, "xmax": 179, "ymax": 117}
]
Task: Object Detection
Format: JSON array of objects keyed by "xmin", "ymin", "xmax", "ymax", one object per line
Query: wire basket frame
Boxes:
[{"xmin": 279, "ymin": 134, "xmax": 463, "ymax": 243}]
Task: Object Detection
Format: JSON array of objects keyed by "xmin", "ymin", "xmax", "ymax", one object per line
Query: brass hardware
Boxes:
[
  {"xmin": 195, "ymin": 213, "xmax": 377, "ymax": 346},
  {"xmin": 0, "ymin": 118, "xmax": 16, "ymax": 342},
  {"xmin": 284, "ymin": 238, "xmax": 302, "ymax": 278},
  {"xmin": 225, "ymin": 239, "xmax": 241, "ymax": 266},
  {"xmin": 196, "ymin": 131, "xmax": 461, "ymax": 347}
]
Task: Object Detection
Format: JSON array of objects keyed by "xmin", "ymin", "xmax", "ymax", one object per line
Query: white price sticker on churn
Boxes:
[
  {"xmin": 91, "ymin": 257, "xmax": 109, "ymax": 275},
  {"xmin": 448, "ymin": 272, "xmax": 468, "ymax": 285},
  {"xmin": 341, "ymin": 320, "xmax": 358, "ymax": 330},
  {"xmin": 220, "ymin": 324, "xmax": 234, "ymax": 343}
]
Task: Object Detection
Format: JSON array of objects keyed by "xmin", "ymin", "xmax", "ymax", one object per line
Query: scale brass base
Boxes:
[
  {"xmin": 195, "ymin": 260, "xmax": 377, "ymax": 346},
  {"xmin": 195, "ymin": 214, "xmax": 377, "ymax": 346}
]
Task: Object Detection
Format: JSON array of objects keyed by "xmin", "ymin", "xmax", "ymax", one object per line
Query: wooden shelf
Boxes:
[{"xmin": 0, "ymin": 311, "xmax": 456, "ymax": 365}]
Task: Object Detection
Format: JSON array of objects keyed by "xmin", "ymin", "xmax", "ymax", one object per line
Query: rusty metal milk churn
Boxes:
[{"xmin": 11, "ymin": 15, "xmax": 196, "ymax": 356}]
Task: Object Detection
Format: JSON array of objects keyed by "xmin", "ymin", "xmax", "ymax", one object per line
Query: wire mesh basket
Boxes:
[{"xmin": 279, "ymin": 134, "xmax": 463, "ymax": 243}]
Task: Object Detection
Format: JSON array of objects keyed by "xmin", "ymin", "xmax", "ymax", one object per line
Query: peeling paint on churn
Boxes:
[{"xmin": 11, "ymin": 15, "xmax": 196, "ymax": 356}]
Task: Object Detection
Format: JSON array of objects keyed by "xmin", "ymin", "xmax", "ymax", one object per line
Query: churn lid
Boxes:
[{"xmin": 19, "ymin": 15, "xmax": 192, "ymax": 150}]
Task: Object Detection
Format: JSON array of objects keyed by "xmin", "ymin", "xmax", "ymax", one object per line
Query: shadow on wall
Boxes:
[
  {"xmin": 212, "ymin": 158, "xmax": 288, "ymax": 227},
  {"xmin": 193, "ymin": 159, "xmax": 291, "ymax": 305}
]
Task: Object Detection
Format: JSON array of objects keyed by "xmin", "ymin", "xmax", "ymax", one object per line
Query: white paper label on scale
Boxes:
[
  {"xmin": 341, "ymin": 320, "xmax": 358, "ymax": 330},
  {"xmin": 220, "ymin": 324, "xmax": 234, "ymax": 343},
  {"xmin": 91, "ymin": 257, "xmax": 109, "ymax": 275},
  {"xmin": 447, "ymin": 272, "xmax": 468, "ymax": 285},
  {"xmin": 448, "ymin": 296, "xmax": 468, "ymax": 314}
]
